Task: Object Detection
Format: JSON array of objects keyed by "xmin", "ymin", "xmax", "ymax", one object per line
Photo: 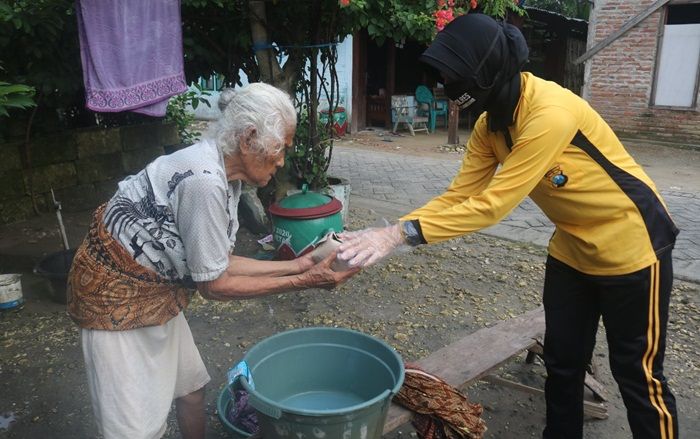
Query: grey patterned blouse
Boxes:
[{"xmin": 104, "ymin": 139, "xmax": 241, "ymax": 285}]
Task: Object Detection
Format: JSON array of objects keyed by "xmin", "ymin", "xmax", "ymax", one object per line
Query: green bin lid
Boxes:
[{"xmin": 269, "ymin": 185, "xmax": 342, "ymax": 219}]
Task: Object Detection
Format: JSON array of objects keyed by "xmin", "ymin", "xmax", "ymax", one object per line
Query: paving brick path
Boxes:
[{"xmin": 330, "ymin": 146, "xmax": 700, "ymax": 283}]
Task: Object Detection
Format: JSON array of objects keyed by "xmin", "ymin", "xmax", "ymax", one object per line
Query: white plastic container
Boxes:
[
  {"xmin": 0, "ymin": 274, "xmax": 23, "ymax": 310},
  {"xmin": 309, "ymin": 232, "xmax": 350, "ymax": 272}
]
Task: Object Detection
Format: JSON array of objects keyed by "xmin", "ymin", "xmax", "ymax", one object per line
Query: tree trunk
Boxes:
[{"xmin": 248, "ymin": 0, "xmax": 299, "ymax": 94}]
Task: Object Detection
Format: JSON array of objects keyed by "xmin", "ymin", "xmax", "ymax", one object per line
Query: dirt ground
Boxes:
[{"xmin": 1, "ymin": 130, "xmax": 699, "ymax": 439}]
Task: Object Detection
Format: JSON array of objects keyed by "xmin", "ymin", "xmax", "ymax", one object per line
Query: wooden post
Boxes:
[
  {"xmin": 386, "ymin": 43, "xmax": 396, "ymax": 128},
  {"xmin": 351, "ymin": 31, "xmax": 367, "ymax": 133},
  {"xmin": 448, "ymin": 100, "xmax": 459, "ymax": 145}
]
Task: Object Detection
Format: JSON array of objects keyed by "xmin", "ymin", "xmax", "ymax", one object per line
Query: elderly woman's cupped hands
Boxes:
[{"xmin": 297, "ymin": 251, "xmax": 360, "ymax": 290}]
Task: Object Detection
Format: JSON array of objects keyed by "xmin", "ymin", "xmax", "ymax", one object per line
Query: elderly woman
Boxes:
[{"xmin": 67, "ymin": 83, "xmax": 356, "ymax": 439}]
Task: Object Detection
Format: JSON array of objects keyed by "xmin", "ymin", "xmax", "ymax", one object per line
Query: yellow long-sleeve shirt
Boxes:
[{"xmin": 402, "ymin": 72, "xmax": 678, "ymax": 276}]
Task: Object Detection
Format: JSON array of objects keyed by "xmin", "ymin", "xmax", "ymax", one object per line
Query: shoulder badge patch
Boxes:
[{"xmin": 544, "ymin": 165, "xmax": 568, "ymax": 188}]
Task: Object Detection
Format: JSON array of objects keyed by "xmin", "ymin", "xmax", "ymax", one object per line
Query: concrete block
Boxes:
[
  {"xmin": 0, "ymin": 197, "xmax": 36, "ymax": 224},
  {"xmin": 30, "ymin": 133, "xmax": 77, "ymax": 166},
  {"xmin": 158, "ymin": 122, "xmax": 181, "ymax": 147},
  {"xmin": 76, "ymin": 152, "xmax": 124, "ymax": 184},
  {"xmin": 76, "ymin": 127, "xmax": 122, "ymax": 158},
  {"xmin": 93, "ymin": 178, "xmax": 121, "ymax": 201},
  {"xmin": 28, "ymin": 162, "xmax": 78, "ymax": 193},
  {"xmin": 0, "ymin": 169, "xmax": 27, "ymax": 201},
  {"xmin": 0, "ymin": 141, "xmax": 23, "ymax": 173},
  {"xmin": 53, "ymin": 183, "xmax": 109, "ymax": 212},
  {"xmin": 121, "ymin": 146, "xmax": 164, "ymax": 174},
  {"xmin": 121, "ymin": 123, "xmax": 161, "ymax": 151}
]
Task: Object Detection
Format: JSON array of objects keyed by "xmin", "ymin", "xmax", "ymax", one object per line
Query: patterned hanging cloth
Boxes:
[
  {"xmin": 394, "ymin": 364, "xmax": 487, "ymax": 439},
  {"xmin": 75, "ymin": 0, "xmax": 187, "ymax": 116}
]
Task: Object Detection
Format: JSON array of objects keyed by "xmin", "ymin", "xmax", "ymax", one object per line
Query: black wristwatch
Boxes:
[{"xmin": 401, "ymin": 220, "xmax": 426, "ymax": 247}]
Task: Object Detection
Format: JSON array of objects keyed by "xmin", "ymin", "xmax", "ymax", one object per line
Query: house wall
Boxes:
[
  {"xmin": 0, "ymin": 123, "xmax": 179, "ymax": 224},
  {"xmin": 582, "ymin": 0, "xmax": 700, "ymax": 145}
]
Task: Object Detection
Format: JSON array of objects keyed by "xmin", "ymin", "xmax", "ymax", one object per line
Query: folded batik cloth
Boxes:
[
  {"xmin": 76, "ymin": 0, "xmax": 187, "ymax": 116},
  {"xmin": 395, "ymin": 364, "xmax": 487, "ymax": 439},
  {"xmin": 67, "ymin": 204, "xmax": 193, "ymax": 331}
]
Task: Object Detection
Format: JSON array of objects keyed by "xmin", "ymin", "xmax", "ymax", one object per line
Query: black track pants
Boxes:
[{"xmin": 542, "ymin": 253, "xmax": 677, "ymax": 439}]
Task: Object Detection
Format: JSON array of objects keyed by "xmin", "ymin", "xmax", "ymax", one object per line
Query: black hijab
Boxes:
[{"xmin": 420, "ymin": 13, "xmax": 529, "ymax": 132}]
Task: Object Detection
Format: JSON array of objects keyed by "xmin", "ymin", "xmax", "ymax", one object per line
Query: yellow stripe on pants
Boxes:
[{"xmin": 642, "ymin": 261, "xmax": 674, "ymax": 439}]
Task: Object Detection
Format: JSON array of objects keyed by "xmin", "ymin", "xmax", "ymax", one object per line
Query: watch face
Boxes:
[{"xmin": 402, "ymin": 221, "xmax": 423, "ymax": 246}]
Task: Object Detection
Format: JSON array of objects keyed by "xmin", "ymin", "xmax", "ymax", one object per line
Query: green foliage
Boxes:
[
  {"xmin": 0, "ymin": 0, "xmax": 82, "ymax": 111},
  {"xmin": 287, "ymin": 37, "xmax": 341, "ymax": 190},
  {"xmin": 0, "ymin": 0, "xmax": 526, "ymax": 140},
  {"xmin": 177, "ymin": 0, "xmax": 524, "ymax": 193},
  {"xmin": 181, "ymin": 0, "xmax": 257, "ymax": 86},
  {"xmin": 179, "ymin": 0, "xmax": 524, "ymax": 91},
  {"xmin": 342, "ymin": 0, "xmax": 442, "ymax": 45},
  {"xmin": 341, "ymin": 0, "xmax": 524, "ymax": 46},
  {"xmin": 0, "ymin": 81, "xmax": 35, "ymax": 117},
  {"xmin": 165, "ymin": 85, "xmax": 211, "ymax": 145},
  {"xmin": 289, "ymin": 109, "xmax": 332, "ymax": 189}
]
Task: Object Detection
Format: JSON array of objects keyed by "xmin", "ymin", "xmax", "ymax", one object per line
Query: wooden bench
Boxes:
[{"xmin": 382, "ymin": 306, "xmax": 608, "ymax": 435}]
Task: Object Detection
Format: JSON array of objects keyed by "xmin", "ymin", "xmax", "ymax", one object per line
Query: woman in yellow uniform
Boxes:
[{"xmin": 338, "ymin": 13, "xmax": 678, "ymax": 439}]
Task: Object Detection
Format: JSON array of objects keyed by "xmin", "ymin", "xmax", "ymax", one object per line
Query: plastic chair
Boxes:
[
  {"xmin": 415, "ymin": 85, "xmax": 448, "ymax": 132},
  {"xmin": 390, "ymin": 95, "xmax": 429, "ymax": 136}
]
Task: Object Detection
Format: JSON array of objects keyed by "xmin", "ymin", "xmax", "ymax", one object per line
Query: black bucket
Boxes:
[{"xmin": 34, "ymin": 249, "xmax": 76, "ymax": 304}]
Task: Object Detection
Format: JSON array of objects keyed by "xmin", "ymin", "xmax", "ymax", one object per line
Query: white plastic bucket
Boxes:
[{"xmin": 0, "ymin": 274, "xmax": 23, "ymax": 310}]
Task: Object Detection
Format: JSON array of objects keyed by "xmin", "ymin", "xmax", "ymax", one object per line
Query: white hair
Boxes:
[{"xmin": 208, "ymin": 83, "xmax": 297, "ymax": 156}]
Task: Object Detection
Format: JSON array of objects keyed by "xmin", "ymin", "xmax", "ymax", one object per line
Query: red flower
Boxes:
[
  {"xmin": 470, "ymin": 0, "xmax": 478, "ymax": 9},
  {"xmin": 434, "ymin": 8, "xmax": 455, "ymax": 31},
  {"xmin": 339, "ymin": 0, "xmax": 351, "ymax": 7}
]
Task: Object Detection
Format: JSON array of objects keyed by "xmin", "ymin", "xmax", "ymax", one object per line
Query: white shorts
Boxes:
[{"xmin": 81, "ymin": 312, "xmax": 210, "ymax": 439}]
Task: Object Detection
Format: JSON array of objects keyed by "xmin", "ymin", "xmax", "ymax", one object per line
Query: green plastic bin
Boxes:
[
  {"xmin": 235, "ymin": 327, "xmax": 404, "ymax": 439},
  {"xmin": 269, "ymin": 185, "xmax": 343, "ymax": 260},
  {"xmin": 319, "ymin": 107, "xmax": 348, "ymax": 137}
]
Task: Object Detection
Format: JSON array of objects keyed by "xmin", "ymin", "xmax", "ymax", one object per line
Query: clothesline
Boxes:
[{"xmin": 252, "ymin": 42, "xmax": 339, "ymax": 51}]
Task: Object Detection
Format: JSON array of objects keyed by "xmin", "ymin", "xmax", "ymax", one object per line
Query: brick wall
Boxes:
[
  {"xmin": 583, "ymin": 0, "xmax": 700, "ymax": 146},
  {"xmin": 0, "ymin": 122, "xmax": 179, "ymax": 224}
]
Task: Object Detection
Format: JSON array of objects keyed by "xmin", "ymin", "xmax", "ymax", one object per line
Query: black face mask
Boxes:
[{"xmin": 444, "ymin": 79, "xmax": 493, "ymax": 115}]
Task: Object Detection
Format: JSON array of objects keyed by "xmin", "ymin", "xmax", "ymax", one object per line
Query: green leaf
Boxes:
[
  {"xmin": 4, "ymin": 96, "xmax": 35, "ymax": 108},
  {"xmin": 0, "ymin": 84, "xmax": 35, "ymax": 95}
]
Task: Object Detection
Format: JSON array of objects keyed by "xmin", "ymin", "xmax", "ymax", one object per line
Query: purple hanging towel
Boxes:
[{"xmin": 76, "ymin": 0, "xmax": 187, "ymax": 117}]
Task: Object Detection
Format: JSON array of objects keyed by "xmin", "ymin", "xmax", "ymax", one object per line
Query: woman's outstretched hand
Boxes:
[{"xmin": 336, "ymin": 223, "xmax": 404, "ymax": 268}]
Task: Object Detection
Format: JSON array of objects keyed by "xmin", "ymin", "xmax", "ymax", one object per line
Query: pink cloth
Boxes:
[{"xmin": 76, "ymin": 0, "xmax": 187, "ymax": 116}]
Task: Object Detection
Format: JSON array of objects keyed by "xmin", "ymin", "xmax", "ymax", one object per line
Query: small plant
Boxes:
[
  {"xmin": 0, "ymin": 81, "xmax": 36, "ymax": 117},
  {"xmin": 166, "ymin": 85, "xmax": 211, "ymax": 145},
  {"xmin": 289, "ymin": 109, "xmax": 333, "ymax": 189}
]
